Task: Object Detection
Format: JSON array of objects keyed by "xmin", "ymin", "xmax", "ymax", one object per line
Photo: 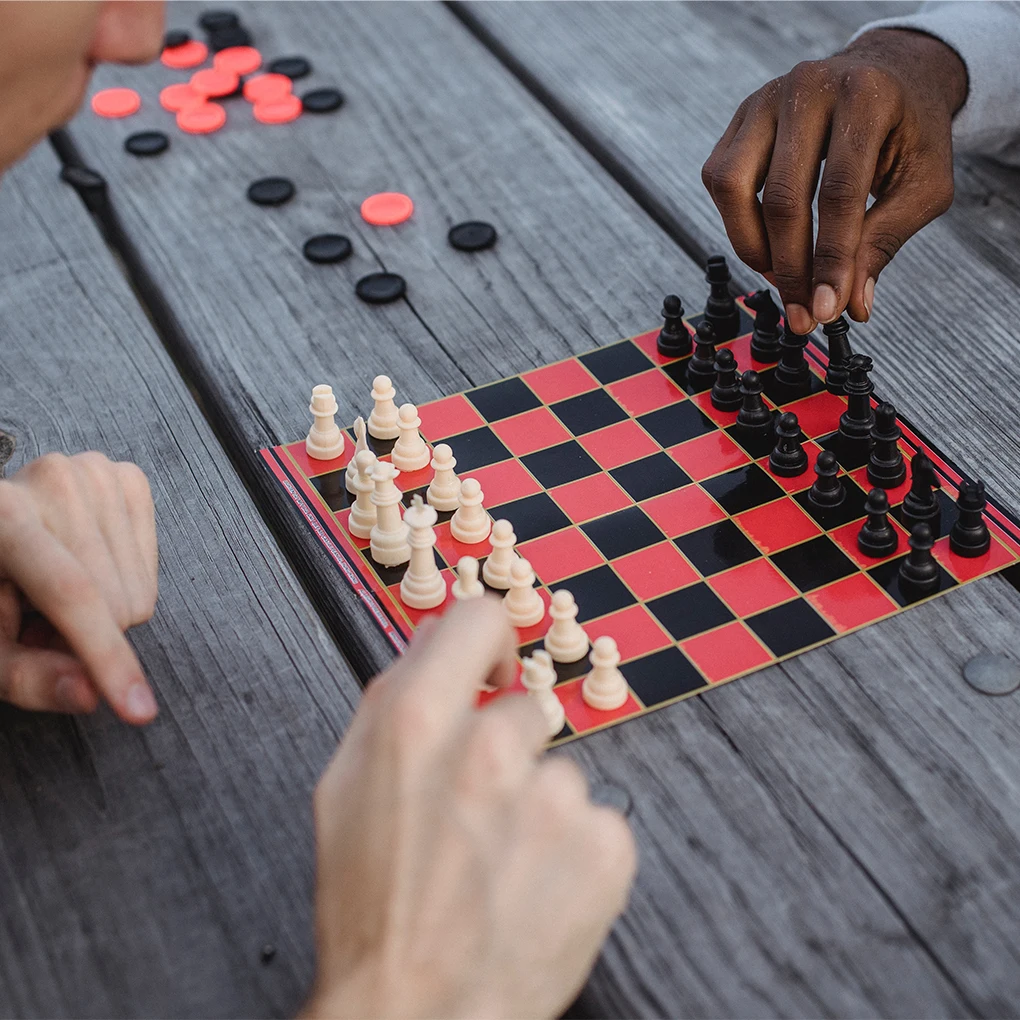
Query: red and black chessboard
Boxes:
[{"xmin": 262, "ymin": 296, "xmax": 1020, "ymax": 744}]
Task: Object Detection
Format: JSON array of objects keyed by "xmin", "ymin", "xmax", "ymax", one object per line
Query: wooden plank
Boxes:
[{"xmin": 0, "ymin": 144, "xmax": 362, "ymax": 1018}]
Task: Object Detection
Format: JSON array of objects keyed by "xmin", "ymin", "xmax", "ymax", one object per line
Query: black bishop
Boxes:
[
  {"xmin": 901, "ymin": 452, "xmax": 942, "ymax": 531},
  {"xmin": 775, "ymin": 325, "xmax": 812, "ymax": 398},
  {"xmin": 823, "ymin": 316, "xmax": 853, "ymax": 395},
  {"xmin": 838, "ymin": 354, "xmax": 876, "ymax": 442},
  {"xmin": 702, "ymin": 255, "xmax": 741, "ymax": 341},
  {"xmin": 867, "ymin": 402, "xmax": 906, "ymax": 488},
  {"xmin": 745, "ymin": 289, "xmax": 782, "ymax": 362}
]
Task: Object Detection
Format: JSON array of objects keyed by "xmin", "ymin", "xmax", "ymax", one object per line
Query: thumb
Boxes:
[{"xmin": 0, "ymin": 642, "xmax": 100, "ymax": 714}]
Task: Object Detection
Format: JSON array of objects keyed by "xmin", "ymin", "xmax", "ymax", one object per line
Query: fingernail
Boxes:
[
  {"xmin": 864, "ymin": 277, "xmax": 876, "ymax": 319},
  {"xmin": 812, "ymin": 284, "xmax": 839, "ymax": 323},
  {"xmin": 785, "ymin": 304, "xmax": 814, "ymax": 335},
  {"xmin": 55, "ymin": 673, "xmax": 94, "ymax": 713},
  {"xmin": 124, "ymin": 681, "xmax": 158, "ymax": 722}
]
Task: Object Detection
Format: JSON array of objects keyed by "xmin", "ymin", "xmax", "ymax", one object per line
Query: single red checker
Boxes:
[
  {"xmin": 807, "ymin": 574, "xmax": 898, "ymax": 632},
  {"xmin": 521, "ymin": 359, "xmax": 598, "ymax": 404},
  {"xmin": 784, "ymin": 390, "xmax": 847, "ymax": 440},
  {"xmin": 361, "ymin": 192, "xmax": 414, "ymax": 226},
  {"xmin": 490, "ymin": 407, "xmax": 570, "ymax": 457},
  {"xmin": 190, "ymin": 67, "xmax": 239, "ymax": 97},
  {"xmin": 632, "ymin": 328, "xmax": 683, "ymax": 365},
  {"xmin": 557, "ymin": 676, "xmax": 642, "ymax": 734},
  {"xmin": 160, "ymin": 82, "xmax": 204, "ymax": 112},
  {"xmin": 285, "ymin": 439, "xmax": 350, "ymax": 478},
  {"xmin": 161, "ymin": 39, "xmax": 208, "ymax": 68},
  {"xmin": 932, "ymin": 532, "xmax": 1018, "ymax": 582},
  {"xmin": 611, "ymin": 541, "xmax": 698, "ymax": 600},
  {"xmin": 681, "ymin": 621, "xmax": 772, "ymax": 683},
  {"xmin": 388, "ymin": 571, "xmax": 456, "ymax": 627},
  {"xmin": 848, "ymin": 457, "xmax": 912, "ymax": 505},
  {"xmin": 517, "ymin": 528, "xmax": 603, "ymax": 584},
  {"xmin": 691, "ymin": 390, "xmax": 739, "ymax": 428},
  {"xmin": 549, "ymin": 473, "xmax": 631, "ymax": 524},
  {"xmin": 606, "ymin": 369, "xmax": 684, "ymax": 416},
  {"xmin": 588, "ymin": 605, "xmax": 673, "ymax": 662},
  {"xmin": 668, "ymin": 432, "xmax": 750, "ymax": 481},
  {"xmin": 758, "ymin": 441, "xmax": 822, "ymax": 494},
  {"xmin": 243, "ymin": 73, "xmax": 292, "ymax": 103},
  {"xmin": 830, "ymin": 516, "xmax": 910, "ymax": 568},
  {"xmin": 577, "ymin": 419, "xmax": 659, "ymax": 470},
  {"xmin": 177, "ymin": 103, "xmax": 226, "ymax": 134},
  {"xmin": 708, "ymin": 558, "xmax": 798, "ymax": 617},
  {"xmin": 91, "ymin": 87, "xmax": 140, "ymax": 118},
  {"xmin": 417, "ymin": 393, "xmax": 485, "ymax": 442},
  {"xmin": 734, "ymin": 499, "xmax": 822, "ymax": 554},
  {"xmin": 434, "ymin": 520, "xmax": 492, "ymax": 565},
  {"xmin": 213, "ymin": 45, "xmax": 262, "ymax": 75},
  {"xmin": 641, "ymin": 485, "xmax": 726, "ymax": 538},
  {"xmin": 253, "ymin": 94, "xmax": 302, "ymax": 124},
  {"xmin": 470, "ymin": 459, "xmax": 542, "ymax": 509}
]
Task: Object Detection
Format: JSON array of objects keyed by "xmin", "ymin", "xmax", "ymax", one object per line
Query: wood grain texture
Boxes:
[{"xmin": 0, "ymin": 145, "xmax": 362, "ymax": 1019}]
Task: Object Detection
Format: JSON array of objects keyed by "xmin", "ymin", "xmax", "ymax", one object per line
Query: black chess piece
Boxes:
[
  {"xmin": 857, "ymin": 488, "xmax": 898, "ymax": 558},
  {"xmin": 710, "ymin": 348, "xmax": 742, "ymax": 411},
  {"xmin": 686, "ymin": 320, "xmax": 718, "ymax": 391},
  {"xmin": 898, "ymin": 522, "xmax": 940, "ymax": 597},
  {"xmin": 656, "ymin": 294, "xmax": 693, "ymax": 358},
  {"xmin": 768, "ymin": 412, "xmax": 808, "ymax": 477},
  {"xmin": 867, "ymin": 402, "xmax": 907, "ymax": 488},
  {"xmin": 838, "ymin": 354, "xmax": 876, "ymax": 441},
  {"xmin": 703, "ymin": 255, "xmax": 741, "ymax": 342},
  {"xmin": 774, "ymin": 325, "xmax": 812, "ymax": 397},
  {"xmin": 901, "ymin": 452, "xmax": 942, "ymax": 531},
  {"xmin": 949, "ymin": 479, "xmax": 991, "ymax": 557},
  {"xmin": 808, "ymin": 449, "xmax": 845, "ymax": 508},
  {"xmin": 745, "ymin": 289, "xmax": 782, "ymax": 362},
  {"xmin": 823, "ymin": 316, "xmax": 853, "ymax": 395},
  {"xmin": 735, "ymin": 370, "xmax": 773, "ymax": 436}
]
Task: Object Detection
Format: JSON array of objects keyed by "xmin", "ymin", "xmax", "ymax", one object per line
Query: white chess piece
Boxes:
[
  {"xmin": 391, "ymin": 403, "xmax": 431, "ymax": 472},
  {"xmin": 544, "ymin": 589, "xmax": 590, "ymax": 663},
  {"xmin": 305, "ymin": 384, "xmax": 346, "ymax": 460},
  {"xmin": 369, "ymin": 460, "xmax": 410, "ymax": 566},
  {"xmin": 399, "ymin": 495, "xmax": 447, "ymax": 610},
  {"xmin": 482, "ymin": 519, "xmax": 517, "ymax": 590},
  {"xmin": 345, "ymin": 416, "xmax": 369, "ymax": 489},
  {"xmin": 582, "ymin": 635, "xmax": 628, "ymax": 711},
  {"xmin": 368, "ymin": 374, "xmax": 399, "ymax": 440},
  {"xmin": 522, "ymin": 649, "xmax": 564, "ymax": 738},
  {"xmin": 503, "ymin": 557, "xmax": 545, "ymax": 628},
  {"xmin": 452, "ymin": 556, "xmax": 485, "ymax": 601},
  {"xmin": 348, "ymin": 449, "xmax": 379, "ymax": 539},
  {"xmin": 450, "ymin": 477, "xmax": 491, "ymax": 544},
  {"xmin": 426, "ymin": 444, "xmax": 461, "ymax": 512}
]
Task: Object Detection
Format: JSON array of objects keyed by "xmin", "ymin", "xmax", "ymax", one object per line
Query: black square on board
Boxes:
[
  {"xmin": 725, "ymin": 419, "xmax": 780, "ymax": 459},
  {"xmin": 442, "ymin": 426, "xmax": 511, "ymax": 473},
  {"xmin": 794, "ymin": 478, "xmax": 869, "ymax": 530},
  {"xmin": 759, "ymin": 367, "xmax": 825, "ymax": 406},
  {"xmin": 770, "ymin": 534, "xmax": 856, "ymax": 592},
  {"xmin": 610, "ymin": 452, "xmax": 692, "ymax": 502},
  {"xmin": 579, "ymin": 341, "xmax": 654, "ymax": 384},
  {"xmin": 493, "ymin": 492, "xmax": 570, "ymax": 544},
  {"xmin": 867, "ymin": 555, "xmax": 957, "ymax": 606},
  {"xmin": 700, "ymin": 463, "xmax": 784, "ymax": 515},
  {"xmin": 746, "ymin": 599, "xmax": 835, "ymax": 657},
  {"xmin": 521, "ymin": 441, "xmax": 600, "ymax": 488},
  {"xmin": 646, "ymin": 582, "xmax": 734, "ymax": 641},
  {"xmin": 890, "ymin": 488, "xmax": 959, "ymax": 541},
  {"xmin": 674, "ymin": 520, "xmax": 760, "ymax": 576},
  {"xmin": 552, "ymin": 389, "xmax": 629, "ymax": 436},
  {"xmin": 310, "ymin": 470, "xmax": 350, "ymax": 512},
  {"xmin": 551, "ymin": 565, "xmax": 635, "ymax": 621},
  {"xmin": 638, "ymin": 401, "xmax": 716, "ymax": 448},
  {"xmin": 581, "ymin": 506, "xmax": 663, "ymax": 560},
  {"xmin": 519, "ymin": 639, "xmax": 590, "ymax": 684},
  {"xmin": 467, "ymin": 377, "xmax": 541, "ymax": 421},
  {"xmin": 818, "ymin": 431, "xmax": 872, "ymax": 471},
  {"xmin": 621, "ymin": 646, "xmax": 706, "ymax": 706}
]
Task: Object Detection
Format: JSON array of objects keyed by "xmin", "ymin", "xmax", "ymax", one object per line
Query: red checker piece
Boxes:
[
  {"xmin": 578, "ymin": 419, "xmax": 659, "ymax": 471},
  {"xmin": 470, "ymin": 459, "xmax": 542, "ymax": 509},
  {"xmin": 932, "ymin": 532, "xmax": 1017, "ymax": 582},
  {"xmin": 160, "ymin": 82, "xmax": 204, "ymax": 112},
  {"xmin": 807, "ymin": 574, "xmax": 898, "ymax": 633},
  {"xmin": 91, "ymin": 87, "xmax": 140, "ymax": 118},
  {"xmin": 243, "ymin": 73, "xmax": 293, "ymax": 103},
  {"xmin": 416, "ymin": 394, "xmax": 484, "ymax": 442},
  {"xmin": 254, "ymin": 94, "xmax": 303, "ymax": 124},
  {"xmin": 521, "ymin": 359, "xmax": 598, "ymax": 404},
  {"xmin": 607, "ymin": 369, "xmax": 684, "ymax": 417},
  {"xmin": 177, "ymin": 103, "xmax": 227, "ymax": 135},
  {"xmin": 190, "ymin": 67, "xmax": 240, "ymax": 98},
  {"xmin": 708, "ymin": 558, "xmax": 798, "ymax": 617},
  {"xmin": 550, "ymin": 473, "xmax": 631, "ymax": 524},
  {"xmin": 434, "ymin": 520, "xmax": 492, "ymax": 566},
  {"xmin": 361, "ymin": 192, "xmax": 414, "ymax": 226},
  {"xmin": 491, "ymin": 407, "xmax": 570, "ymax": 457},
  {"xmin": 558, "ymin": 676, "xmax": 642, "ymax": 734},
  {"xmin": 734, "ymin": 499, "xmax": 822, "ymax": 554},
  {"xmin": 612, "ymin": 541, "xmax": 699, "ymax": 601},
  {"xmin": 588, "ymin": 605, "xmax": 673, "ymax": 662},
  {"xmin": 388, "ymin": 572, "xmax": 456, "ymax": 627},
  {"xmin": 161, "ymin": 39, "xmax": 208, "ymax": 69},
  {"xmin": 784, "ymin": 390, "xmax": 847, "ymax": 440},
  {"xmin": 213, "ymin": 45, "xmax": 263, "ymax": 75},
  {"xmin": 517, "ymin": 528, "xmax": 603, "ymax": 585},
  {"xmin": 668, "ymin": 432, "xmax": 750, "ymax": 481},
  {"xmin": 641, "ymin": 485, "xmax": 726, "ymax": 538},
  {"xmin": 681, "ymin": 621, "xmax": 772, "ymax": 683},
  {"xmin": 830, "ymin": 516, "xmax": 910, "ymax": 568}
]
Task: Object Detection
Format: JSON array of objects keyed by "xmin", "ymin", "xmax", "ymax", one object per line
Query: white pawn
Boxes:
[
  {"xmin": 368, "ymin": 374, "xmax": 399, "ymax": 440},
  {"xmin": 582, "ymin": 636, "xmax": 628, "ymax": 711},
  {"xmin": 345, "ymin": 416, "xmax": 369, "ymax": 489},
  {"xmin": 400, "ymin": 495, "xmax": 447, "ymax": 610},
  {"xmin": 544, "ymin": 589, "xmax": 590, "ymax": 664},
  {"xmin": 426, "ymin": 444, "xmax": 461, "ymax": 512},
  {"xmin": 369, "ymin": 460, "xmax": 410, "ymax": 566},
  {"xmin": 306, "ymin": 384, "xmax": 346, "ymax": 460},
  {"xmin": 503, "ymin": 557, "xmax": 545, "ymax": 628},
  {"xmin": 483, "ymin": 519, "xmax": 517, "ymax": 590},
  {"xmin": 452, "ymin": 556, "xmax": 485, "ymax": 601},
  {"xmin": 391, "ymin": 403, "xmax": 431, "ymax": 472},
  {"xmin": 450, "ymin": 477, "xmax": 492, "ymax": 544},
  {"xmin": 348, "ymin": 449, "xmax": 378, "ymax": 539},
  {"xmin": 522, "ymin": 649, "xmax": 564, "ymax": 739}
]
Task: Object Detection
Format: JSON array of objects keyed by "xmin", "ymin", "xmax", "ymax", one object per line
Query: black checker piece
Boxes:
[
  {"xmin": 551, "ymin": 565, "xmax": 634, "ymax": 622},
  {"xmin": 674, "ymin": 520, "xmax": 759, "ymax": 576},
  {"xmin": 552, "ymin": 389, "xmax": 628, "ymax": 436},
  {"xmin": 522, "ymin": 441, "xmax": 600, "ymax": 488},
  {"xmin": 622, "ymin": 646, "xmax": 706, "ymax": 707},
  {"xmin": 770, "ymin": 535, "xmax": 856, "ymax": 592},
  {"xmin": 700, "ymin": 464, "xmax": 784, "ymax": 516},
  {"xmin": 746, "ymin": 599, "xmax": 835, "ymax": 657},
  {"xmin": 638, "ymin": 402, "xmax": 716, "ymax": 448},
  {"xmin": 493, "ymin": 492, "xmax": 570, "ymax": 544},
  {"xmin": 442, "ymin": 427, "xmax": 510, "ymax": 473},
  {"xmin": 610, "ymin": 452, "xmax": 691, "ymax": 502},
  {"xmin": 468, "ymin": 377, "xmax": 541, "ymax": 421},
  {"xmin": 794, "ymin": 478, "xmax": 869, "ymax": 530},
  {"xmin": 868, "ymin": 556, "xmax": 957, "ymax": 606},
  {"xmin": 579, "ymin": 342, "xmax": 654, "ymax": 384},
  {"xmin": 647, "ymin": 582, "xmax": 734, "ymax": 641},
  {"xmin": 581, "ymin": 506, "xmax": 663, "ymax": 560}
]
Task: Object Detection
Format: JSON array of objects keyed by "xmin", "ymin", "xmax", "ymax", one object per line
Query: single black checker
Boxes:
[
  {"xmin": 521, "ymin": 441, "xmax": 600, "ymax": 488},
  {"xmin": 621, "ymin": 646, "xmax": 706, "ymax": 707},
  {"xmin": 746, "ymin": 599, "xmax": 835, "ymax": 657},
  {"xmin": 638, "ymin": 401, "xmax": 716, "ymax": 448},
  {"xmin": 356, "ymin": 272, "xmax": 406, "ymax": 304},
  {"xmin": 550, "ymin": 566, "xmax": 634, "ymax": 621},
  {"xmin": 303, "ymin": 234, "xmax": 352, "ymax": 264},
  {"xmin": 268, "ymin": 55, "xmax": 312, "ymax": 79},
  {"xmin": 794, "ymin": 478, "xmax": 869, "ymax": 530},
  {"xmin": 581, "ymin": 506, "xmax": 663, "ymax": 560},
  {"xmin": 674, "ymin": 520, "xmax": 759, "ymax": 576},
  {"xmin": 310, "ymin": 470, "xmax": 349, "ymax": 512},
  {"xmin": 647, "ymin": 582, "xmax": 734, "ymax": 641},
  {"xmin": 868, "ymin": 556, "xmax": 957, "ymax": 606},
  {"xmin": 579, "ymin": 342, "xmax": 653, "ymax": 384},
  {"xmin": 124, "ymin": 131, "xmax": 169, "ymax": 157},
  {"xmin": 771, "ymin": 535, "xmax": 856, "ymax": 592},
  {"xmin": 726, "ymin": 418, "xmax": 780, "ymax": 459},
  {"xmin": 818, "ymin": 432, "xmax": 872, "ymax": 471},
  {"xmin": 493, "ymin": 492, "xmax": 570, "ymax": 543},
  {"xmin": 552, "ymin": 389, "xmax": 628, "ymax": 436},
  {"xmin": 468, "ymin": 377, "xmax": 541, "ymax": 421},
  {"xmin": 610, "ymin": 452, "xmax": 691, "ymax": 502},
  {"xmin": 700, "ymin": 464, "xmax": 784, "ymax": 515},
  {"xmin": 890, "ymin": 488, "xmax": 959, "ymax": 540},
  {"xmin": 759, "ymin": 366, "xmax": 825, "ymax": 406},
  {"xmin": 302, "ymin": 88, "xmax": 345, "ymax": 114},
  {"xmin": 441, "ymin": 427, "xmax": 510, "ymax": 473}
]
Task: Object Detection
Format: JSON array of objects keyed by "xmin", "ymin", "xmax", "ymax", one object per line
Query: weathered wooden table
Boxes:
[{"xmin": 2, "ymin": 2, "xmax": 1019, "ymax": 1016}]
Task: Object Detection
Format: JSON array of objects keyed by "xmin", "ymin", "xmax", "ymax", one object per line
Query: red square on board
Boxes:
[
  {"xmin": 550, "ymin": 472, "xmax": 631, "ymax": 524},
  {"xmin": 470, "ymin": 458, "xmax": 543, "ymax": 509},
  {"xmin": 476, "ymin": 666, "xmax": 525, "ymax": 708},
  {"xmin": 490, "ymin": 406, "xmax": 571, "ymax": 457},
  {"xmin": 680, "ymin": 621, "xmax": 772, "ymax": 683},
  {"xmin": 708, "ymin": 558, "xmax": 798, "ymax": 616},
  {"xmin": 587, "ymin": 604, "xmax": 673, "ymax": 662},
  {"xmin": 642, "ymin": 485, "xmax": 726, "ymax": 538},
  {"xmin": 394, "ymin": 463, "xmax": 434, "ymax": 493},
  {"xmin": 522, "ymin": 359, "xmax": 599, "ymax": 404},
  {"xmin": 607, "ymin": 369, "xmax": 685, "ymax": 416},
  {"xmin": 612, "ymin": 541, "xmax": 699, "ymax": 600},
  {"xmin": 286, "ymin": 439, "xmax": 351, "ymax": 479},
  {"xmin": 783, "ymin": 390, "xmax": 846, "ymax": 440},
  {"xmin": 417, "ymin": 394, "xmax": 485, "ymax": 441},
  {"xmin": 434, "ymin": 520, "xmax": 492, "ymax": 565},
  {"xmin": 722, "ymin": 333, "xmax": 775, "ymax": 375},
  {"xmin": 668, "ymin": 432, "xmax": 751, "ymax": 481},
  {"xmin": 830, "ymin": 515, "xmax": 910, "ymax": 568},
  {"xmin": 933, "ymin": 532, "xmax": 1018, "ymax": 582},
  {"xmin": 518, "ymin": 527, "xmax": 604, "ymax": 584},
  {"xmin": 337, "ymin": 508, "xmax": 370, "ymax": 549},
  {"xmin": 734, "ymin": 498, "xmax": 822, "ymax": 554},
  {"xmin": 388, "ymin": 571, "xmax": 457, "ymax": 627},
  {"xmin": 807, "ymin": 573, "xmax": 898, "ymax": 632},
  {"xmin": 632, "ymin": 328, "xmax": 684, "ymax": 365},
  {"xmin": 557, "ymin": 676, "xmax": 642, "ymax": 735},
  {"xmin": 848, "ymin": 456, "xmax": 912, "ymax": 506},
  {"xmin": 756, "ymin": 441, "xmax": 822, "ymax": 494},
  {"xmin": 578, "ymin": 419, "xmax": 660, "ymax": 470},
  {"xmin": 691, "ymin": 390, "xmax": 739, "ymax": 428}
]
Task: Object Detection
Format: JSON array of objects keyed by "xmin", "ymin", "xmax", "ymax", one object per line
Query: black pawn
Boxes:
[
  {"xmin": 901, "ymin": 452, "xmax": 942, "ymax": 531},
  {"xmin": 656, "ymin": 294, "xmax": 692, "ymax": 358},
  {"xmin": 769, "ymin": 412, "xmax": 808, "ymax": 477},
  {"xmin": 745, "ymin": 289, "xmax": 782, "ymax": 362},
  {"xmin": 703, "ymin": 255, "xmax": 741, "ymax": 342},
  {"xmin": 949, "ymin": 479, "xmax": 991, "ymax": 557},
  {"xmin": 857, "ymin": 488, "xmax": 898, "ymax": 558},
  {"xmin": 775, "ymin": 325, "xmax": 812, "ymax": 397},
  {"xmin": 736, "ymin": 370, "xmax": 773, "ymax": 435},
  {"xmin": 711, "ymin": 348, "xmax": 742, "ymax": 411},
  {"xmin": 823, "ymin": 316, "xmax": 853, "ymax": 395},
  {"xmin": 687, "ymin": 320, "xmax": 718, "ymax": 391},
  {"xmin": 898, "ymin": 522, "xmax": 940, "ymax": 597},
  {"xmin": 808, "ymin": 450, "xmax": 845, "ymax": 508},
  {"xmin": 838, "ymin": 353, "xmax": 876, "ymax": 441},
  {"xmin": 867, "ymin": 402, "xmax": 906, "ymax": 488}
]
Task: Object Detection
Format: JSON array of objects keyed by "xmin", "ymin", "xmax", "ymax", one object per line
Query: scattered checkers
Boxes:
[
  {"xmin": 124, "ymin": 131, "xmax": 169, "ymax": 157},
  {"xmin": 448, "ymin": 220, "xmax": 497, "ymax": 252},
  {"xmin": 91, "ymin": 88, "xmax": 141, "ymax": 119},
  {"xmin": 177, "ymin": 103, "xmax": 227, "ymax": 135},
  {"xmin": 161, "ymin": 39, "xmax": 208, "ymax": 69},
  {"xmin": 243, "ymin": 73, "xmax": 293, "ymax": 103},
  {"xmin": 303, "ymin": 234, "xmax": 353, "ymax": 264},
  {"xmin": 247, "ymin": 176, "xmax": 296, "ymax": 206},
  {"xmin": 160, "ymin": 83, "xmax": 204, "ymax": 112},
  {"xmin": 268, "ymin": 56, "xmax": 312, "ymax": 79},
  {"xmin": 190, "ymin": 67, "xmax": 240, "ymax": 98},
  {"xmin": 213, "ymin": 45, "xmax": 262, "ymax": 75},
  {"xmin": 164, "ymin": 29, "xmax": 191, "ymax": 49},
  {"xmin": 361, "ymin": 192, "xmax": 414, "ymax": 227},
  {"xmin": 253, "ymin": 94, "xmax": 303, "ymax": 124},
  {"xmin": 198, "ymin": 9, "xmax": 239, "ymax": 32},
  {"xmin": 301, "ymin": 88, "xmax": 344, "ymax": 114},
  {"xmin": 355, "ymin": 272, "xmax": 407, "ymax": 304}
]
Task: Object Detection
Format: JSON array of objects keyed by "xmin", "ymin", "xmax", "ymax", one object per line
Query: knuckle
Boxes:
[
  {"xmin": 31, "ymin": 452, "xmax": 76, "ymax": 494},
  {"xmin": 818, "ymin": 170, "xmax": 864, "ymax": 213},
  {"xmin": 73, "ymin": 450, "xmax": 112, "ymax": 475},
  {"xmin": 761, "ymin": 177, "xmax": 803, "ymax": 226},
  {"xmin": 812, "ymin": 240, "xmax": 854, "ymax": 271},
  {"xmin": 867, "ymin": 230, "xmax": 906, "ymax": 264},
  {"xmin": 531, "ymin": 758, "xmax": 589, "ymax": 827},
  {"xmin": 841, "ymin": 63, "xmax": 895, "ymax": 98},
  {"xmin": 785, "ymin": 59, "xmax": 827, "ymax": 94},
  {"xmin": 708, "ymin": 162, "xmax": 748, "ymax": 205},
  {"xmin": 117, "ymin": 461, "xmax": 153, "ymax": 507}
]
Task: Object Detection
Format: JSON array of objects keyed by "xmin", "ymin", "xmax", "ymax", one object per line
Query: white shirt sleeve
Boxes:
[{"xmin": 849, "ymin": 1, "xmax": 1020, "ymax": 164}]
